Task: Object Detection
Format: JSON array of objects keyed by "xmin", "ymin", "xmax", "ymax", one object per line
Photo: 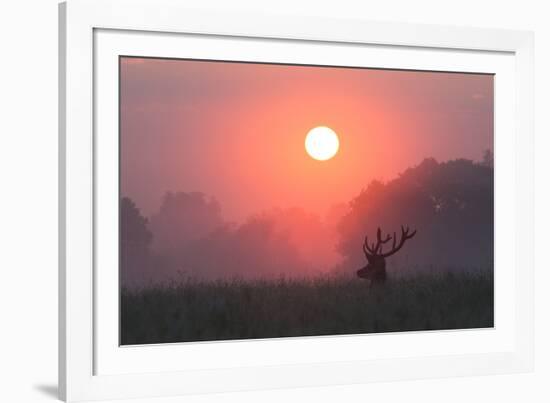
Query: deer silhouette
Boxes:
[{"xmin": 357, "ymin": 226, "xmax": 417, "ymax": 285}]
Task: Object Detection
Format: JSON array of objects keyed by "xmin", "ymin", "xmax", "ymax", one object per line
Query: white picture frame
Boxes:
[{"xmin": 59, "ymin": 0, "xmax": 534, "ymax": 401}]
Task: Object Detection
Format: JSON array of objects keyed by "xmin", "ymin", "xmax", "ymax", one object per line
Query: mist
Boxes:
[{"xmin": 120, "ymin": 155, "xmax": 493, "ymax": 288}]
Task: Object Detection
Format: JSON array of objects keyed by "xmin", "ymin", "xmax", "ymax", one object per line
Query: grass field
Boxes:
[{"xmin": 120, "ymin": 270, "xmax": 494, "ymax": 345}]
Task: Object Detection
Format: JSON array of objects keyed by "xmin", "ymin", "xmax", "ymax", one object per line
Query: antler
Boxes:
[
  {"xmin": 380, "ymin": 225, "xmax": 417, "ymax": 258},
  {"xmin": 363, "ymin": 227, "xmax": 392, "ymax": 258}
]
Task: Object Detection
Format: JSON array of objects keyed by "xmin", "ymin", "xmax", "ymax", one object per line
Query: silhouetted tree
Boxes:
[
  {"xmin": 149, "ymin": 191, "xmax": 223, "ymax": 253},
  {"xmin": 120, "ymin": 197, "xmax": 154, "ymax": 287},
  {"xmin": 337, "ymin": 158, "xmax": 493, "ymax": 275}
]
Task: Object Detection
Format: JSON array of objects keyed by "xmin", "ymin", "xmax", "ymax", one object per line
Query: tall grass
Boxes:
[{"xmin": 120, "ymin": 270, "xmax": 493, "ymax": 345}]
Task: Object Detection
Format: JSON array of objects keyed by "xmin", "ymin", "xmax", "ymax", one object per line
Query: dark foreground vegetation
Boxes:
[{"xmin": 120, "ymin": 270, "xmax": 493, "ymax": 345}]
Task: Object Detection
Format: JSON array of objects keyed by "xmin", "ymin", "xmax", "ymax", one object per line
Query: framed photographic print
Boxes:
[{"xmin": 59, "ymin": 0, "xmax": 534, "ymax": 401}]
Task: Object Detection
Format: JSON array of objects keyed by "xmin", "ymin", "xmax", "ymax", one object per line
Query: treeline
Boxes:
[
  {"xmin": 121, "ymin": 154, "xmax": 493, "ymax": 287},
  {"xmin": 120, "ymin": 193, "xmax": 340, "ymax": 287}
]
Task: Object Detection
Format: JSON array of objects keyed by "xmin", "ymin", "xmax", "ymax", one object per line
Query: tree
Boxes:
[
  {"xmin": 149, "ymin": 191, "xmax": 223, "ymax": 253},
  {"xmin": 121, "ymin": 197, "xmax": 152, "ymax": 248},
  {"xmin": 336, "ymin": 158, "xmax": 494, "ymax": 275},
  {"xmin": 120, "ymin": 197, "xmax": 153, "ymax": 287}
]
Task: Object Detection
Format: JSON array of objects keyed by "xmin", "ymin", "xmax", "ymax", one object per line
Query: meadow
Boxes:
[{"xmin": 120, "ymin": 269, "xmax": 494, "ymax": 345}]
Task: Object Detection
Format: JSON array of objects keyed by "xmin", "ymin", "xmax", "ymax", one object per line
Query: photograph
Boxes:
[{"xmin": 119, "ymin": 57, "xmax": 494, "ymax": 345}]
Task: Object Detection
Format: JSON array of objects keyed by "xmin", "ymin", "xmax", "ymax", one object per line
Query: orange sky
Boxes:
[{"xmin": 120, "ymin": 57, "xmax": 493, "ymax": 223}]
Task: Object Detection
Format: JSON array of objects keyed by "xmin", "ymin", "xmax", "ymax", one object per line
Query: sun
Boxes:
[{"xmin": 305, "ymin": 126, "xmax": 339, "ymax": 161}]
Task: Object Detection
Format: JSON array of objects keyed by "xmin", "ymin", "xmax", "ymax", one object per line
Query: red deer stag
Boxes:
[{"xmin": 357, "ymin": 226, "xmax": 417, "ymax": 285}]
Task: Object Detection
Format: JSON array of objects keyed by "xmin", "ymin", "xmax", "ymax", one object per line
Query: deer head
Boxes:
[{"xmin": 356, "ymin": 226, "xmax": 417, "ymax": 284}]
